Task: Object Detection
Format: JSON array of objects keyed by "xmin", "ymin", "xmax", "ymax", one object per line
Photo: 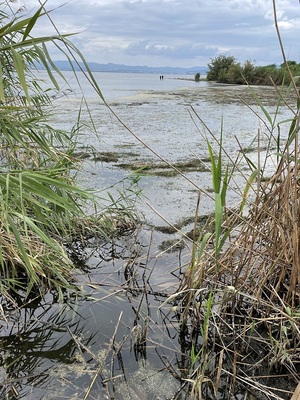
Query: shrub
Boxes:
[{"xmin": 206, "ymin": 55, "xmax": 236, "ymax": 82}]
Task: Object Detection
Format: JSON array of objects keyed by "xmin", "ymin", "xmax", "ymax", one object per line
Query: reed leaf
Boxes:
[
  {"xmin": 55, "ymin": 37, "xmax": 106, "ymax": 103},
  {"xmin": 15, "ymin": 212, "xmax": 69, "ymax": 259},
  {"xmin": 42, "ymin": 41, "xmax": 68, "ymax": 85},
  {"xmin": 248, "ymin": 85, "xmax": 273, "ymax": 125},
  {"xmin": 11, "ymin": 47, "xmax": 29, "ymax": 99},
  {"xmin": 23, "ymin": 4, "xmax": 44, "ymax": 41},
  {"xmin": 0, "ymin": 33, "xmax": 73, "ymax": 53},
  {"xmin": 287, "ymin": 115, "xmax": 299, "ymax": 145},
  {"xmin": 198, "ymin": 232, "xmax": 212, "ymax": 259},
  {"xmin": 214, "ymin": 192, "xmax": 223, "ymax": 257},
  {"xmin": 240, "ymin": 169, "xmax": 258, "ymax": 213},
  {"xmin": 33, "ymin": 45, "xmax": 60, "ymax": 91},
  {"xmin": 0, "ymin": 172, "xmax": 87, "ymax": 212},
  {"xmin": 0, "ymin": 16, "xmax": 30, "ymax": 38},
  {"xmin": 220, "ymin": 166, "xmax": 228, "ymax": 207},
  {"xmin": 207, "ymin": 140, "xmax": 220, "ymax": 193},
  {"xmin": 6, "ymin": 214, "xmax": 36, "ymax": 278},
  {"xmin": 0, "ymin": 62, "xmax": 4, "ymax": 100}
]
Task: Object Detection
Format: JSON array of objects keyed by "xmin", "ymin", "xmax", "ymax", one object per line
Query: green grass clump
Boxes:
[{"xmin": 0, "ymin": 1, "xmax": 138, "ymax": 304}]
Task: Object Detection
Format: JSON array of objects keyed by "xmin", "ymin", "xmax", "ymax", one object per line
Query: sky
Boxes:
[{"xmin": 11, "ymin": 0, "xmax": 300, "ymax": 68}]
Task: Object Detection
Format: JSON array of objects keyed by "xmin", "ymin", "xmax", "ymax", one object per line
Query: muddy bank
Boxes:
[{"xmin": 118, "ymin": 81, "xmax": 296, "ymax": 106}]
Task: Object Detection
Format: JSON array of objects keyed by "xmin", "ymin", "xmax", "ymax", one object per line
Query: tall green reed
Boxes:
[{"xmin": 0, "ymin": 1, "xmax": 136, "ymax": 303}]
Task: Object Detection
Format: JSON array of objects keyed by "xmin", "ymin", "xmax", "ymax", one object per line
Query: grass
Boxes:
[
  {"xmin": 1, "ymin": 1, "xmax": 300, "ymax": 399},
  {"xmin": 0, "ymin": 2, "xmax": 140, "ymax": 305},
  {"xmin": 169, "ymin": 7, "xmax": 300, "ymax": 398}
]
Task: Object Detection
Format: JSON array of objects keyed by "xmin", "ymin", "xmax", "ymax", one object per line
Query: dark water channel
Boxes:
[{"xmin": 0, "ymin": 226, "xmax": 197, "ymax": 399}]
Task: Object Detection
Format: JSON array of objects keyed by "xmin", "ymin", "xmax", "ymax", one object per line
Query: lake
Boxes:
[
  {"xmin": 1, "ymin": 71, "xmax": 295, "ymax": 399},
  {"xmin": 49, "ymin": 71, "xmax": 294, "ymax": 226}
]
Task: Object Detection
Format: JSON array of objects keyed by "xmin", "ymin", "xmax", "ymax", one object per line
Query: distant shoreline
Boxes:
[
  {"xmin": 36, "ymin": 60, "xmax": 207, "ymax": 76},
  {"xmin": 172, "ymin": 77, "xmax": 194, "ymax": 81},
  {"xmin": 171, "ymin": 77, "xmax": 207, "ymax": 82}
]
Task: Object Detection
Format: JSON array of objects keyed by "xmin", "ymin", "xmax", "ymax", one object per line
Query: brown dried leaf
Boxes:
[{"xmin": 291, "ymin": 382, "xmax": 300, "ymax": 400}]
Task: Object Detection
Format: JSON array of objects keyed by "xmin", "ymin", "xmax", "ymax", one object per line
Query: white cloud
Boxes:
[
  {"xmin": 278, "ymin": 20, "xmax": 293, "ymax": 28},
  {"xmin": 11, "ymin": 0, "xmax": 300, "ymax": 67}
]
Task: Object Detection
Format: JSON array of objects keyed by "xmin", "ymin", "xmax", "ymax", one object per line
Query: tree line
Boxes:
[{"xmin": 206, "ymin": 55, "xmax": 300, "ymax": 85}]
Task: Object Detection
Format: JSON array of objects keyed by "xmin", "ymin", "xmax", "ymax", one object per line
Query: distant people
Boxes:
[
  {"xmin": 160, "ymin": 75, "xmax": 164, "ymax": 80},
  {"xmin": 160, "ymin": 75, "xmax": 162, "ymax": 80},
  {"xmin": 162, "ymin": 75, "xmax": 164, "ymax": 80}
]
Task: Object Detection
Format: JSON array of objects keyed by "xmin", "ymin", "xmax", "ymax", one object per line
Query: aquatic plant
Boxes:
[
  {"xmin": 174, "ymin": 1, "xmax": 300, "ymax": 398},
  {"xmin": 0, "ymin": 1, "xmax": 138, "ymax": 304}
]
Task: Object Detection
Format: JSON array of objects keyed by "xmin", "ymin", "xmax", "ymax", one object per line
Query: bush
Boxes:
[
  {"xmin": 206, "ymin": 55, "xmax": 236, "ymax": 82},
  {"xmin": 207, "ymin": 56, "xmax": 300, "ymax": 86}
]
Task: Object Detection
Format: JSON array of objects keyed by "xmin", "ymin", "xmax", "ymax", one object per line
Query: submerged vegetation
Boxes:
[{"xmin": 118, "ymin": 158, "xmax": 210, "ymax": 176}]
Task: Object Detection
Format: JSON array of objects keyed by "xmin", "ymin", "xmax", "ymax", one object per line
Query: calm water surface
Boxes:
[
  {"xmin": 50, "ymin": 71, "xmax": 294, "ymax": 225},
  {"xmin": 1, "ymin": 72, "xmax": 295, "ymax": 399}
]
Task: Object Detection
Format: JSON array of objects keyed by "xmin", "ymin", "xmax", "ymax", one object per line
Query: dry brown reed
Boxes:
[
  {"xmin": 220, "ymin": 150, "xmax": 300, "ymax": 306},
  {"xmin": 176, "ymin": 19, "xmax": 300, "ymax": 394},
  {"xmin": 177, "ymin": 149, "xmax": 300, "ymax": 397}
]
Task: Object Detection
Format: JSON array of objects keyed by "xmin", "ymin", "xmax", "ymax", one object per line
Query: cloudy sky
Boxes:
[{"xmin": 14, "ymin": 0, "xmax": 300, "ymax": 68}]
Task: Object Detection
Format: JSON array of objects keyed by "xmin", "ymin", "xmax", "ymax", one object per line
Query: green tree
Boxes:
[
  {"xmin": 226, "ymin": 63, "xmax": 243, "ymax": 84},
  {"xmin": 242, "ymin": 60, "xmax": 256, "ymax": 84},
  {"xmin": 206, "ymin": 56, "xmax": 300, "ymax": 86},
  {"xmin": 279, "ymin": 60, "xmax": 300, "ymax": 85},
  {"xmin": 253, "ymin": 64, "xmax": 280, "ymax": 85},
  {"xmin": 195, "ymin": 72, "xmax": 201, "ymax": 82},
  {"xmin": 206, "ymin": 55, "xmax": 236, "ymax": 82}
]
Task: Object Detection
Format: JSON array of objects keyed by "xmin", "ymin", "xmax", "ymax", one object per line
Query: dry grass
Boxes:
[
  {"xmin": 175, "ymin": 34, "xmax": 300, "ymax": 398},
  {"xmin": 220, "ymin": 153, "xmax": 300, "ymax": 306},
  {"xmin": 175, "ymin": 118, "xmax": 300, "ymax": 399}
]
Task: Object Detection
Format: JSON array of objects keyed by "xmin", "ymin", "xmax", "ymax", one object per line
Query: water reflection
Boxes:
[
  {"xmin": 0, "ymin": 227, "xmax": 191, "ymax": 399},
  {"xmin": 0, "ymin": 297, "xmax": 97, "ymax": 399}
]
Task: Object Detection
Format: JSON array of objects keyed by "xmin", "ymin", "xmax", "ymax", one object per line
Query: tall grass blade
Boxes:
[
  {"xmin": 6, "ymin": 215, "xmax": 35, "ymax": 277},
  {"xmin": 240, "ymin": 169, "xmax": 258, "ymax": 213},
  {"xmin": 11, "ymin": 47, "xmax": 29, "ymax": 99},
  {"xmin": 214, "ymin": 192, "xmax": 223, "ymax": 257},
  {"xmin": 220, "ymin": 166, "xmax": 228, "ymax": 207},
  {"xmin": 33, "ymin": 45, "xmax": 60, "ymax": 90},
  {"xmin": 23, "ymin": 4, "xmax": 44, "ymax": 41},
  {"xmin": 207, "ymin": 140, "xmax": 220, "ymax": 193},
  {"xmin": 0, "ymin": 62, "xmax": 4, "ymax": 100}
]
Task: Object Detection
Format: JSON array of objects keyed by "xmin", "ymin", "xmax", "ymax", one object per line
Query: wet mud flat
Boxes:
[
  {"xmin": 1, "ymin": 81, "xmax": 298, "ymax": 399},
  {"xmin": 118, "ymin": 80, "xmax": 296, "ymax": 106}
]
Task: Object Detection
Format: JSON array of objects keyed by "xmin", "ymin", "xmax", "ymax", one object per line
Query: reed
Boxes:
[
  {"xmin": 0, "ymin": 1, "xmax": 138, "ymax": 304},
  {"xmin": 174, "ymin": 1, "xmax": 300, "ymax": 397}
]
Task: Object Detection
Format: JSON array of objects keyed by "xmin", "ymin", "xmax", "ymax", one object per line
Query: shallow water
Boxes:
[
  {"xmin": 1, "ymin": 72, "xmax": 296, "ymax": 399},
  {"xmin": 49, "ymin": 71, "xmax": 294, "ymax": 227},
  {"xmin": 0, "ymin": 228, "xmax": 188, "ymax": 399}
]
